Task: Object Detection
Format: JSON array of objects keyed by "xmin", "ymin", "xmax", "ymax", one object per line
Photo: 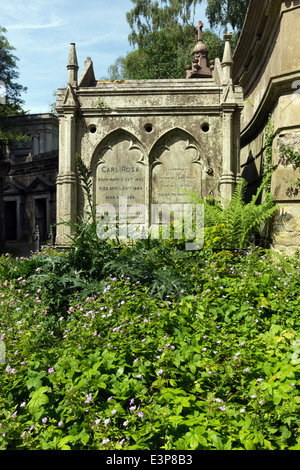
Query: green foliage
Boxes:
[
  {"xmin": 109, "ymin": 27, "xmax": 225, "ymax": 80},
  {"xmin": 184, "ymin": 178, "xmax": 277, "ymax": 250},
  {"xmin": 262, "ymin": 117, "xmax": 300, "ymax": 194},
  {"xmin": 279, "ymin": 145, "xmax": 300, "ymax": 168},
  {"xmin": 0, "ymin": 26, "xmax": 28, "ymax": 155},
  {"xmin": 278, "ymin": 143, "xmax": 300, "ymax": 188},
  {"xmin": 75, "ymin": 153, "xmax": 96, "ymax": 228},
  {"xmin": 128, "ymin": 27, "xmax": 192, "ymax": 79},
  {"xmin": 97, "ymin": 98, "xmax": 106, "ymax": 109},
  {"xmin": 126, "ymin": 0, "xmax": 200, "ymax": 48},
  {"xmin": 126, "ymin": 0, "xmax": 249, "ymax": 48},
  {"xmin": 0, "ymin": 245, "xmax": 299, "ymax": 450},
  {"xmin": 107, "ymin": 56, "xmax": 127, "ymax": 81},
  {"xmin": 0, "ymin": 109, "xmax": 29, "ymax": 152},
  {"xmin": 108, "ymin": 0, "xmax": 239, "ymax": 80},
  {"xmin": 206, "ymin": 0, "xmax": 250, "ymax": 33},
  {"xmin": 0, "ymin": 26, "xmax": 27, "ymax": 108},
  {"xmin": 0, "ymin": 156, "xmax": 298, "ymax": 450},
  {"xmin": 262, "ymin": 116, "xmax": 276, "ymax": 193}
]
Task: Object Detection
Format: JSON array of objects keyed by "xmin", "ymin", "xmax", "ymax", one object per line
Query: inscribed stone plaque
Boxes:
[
  {"xmin": 96, "ymin": 134, "xmax": 145, "ymax": 221},
  {"xmin": 151, "ymin": 134, "xmax": 201, "ymax": 205}
]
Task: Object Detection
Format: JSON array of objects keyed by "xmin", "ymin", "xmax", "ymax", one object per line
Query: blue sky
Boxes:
[{"xmin": 1, "ymin": 0, "xmax": 208, "ymax": 114}]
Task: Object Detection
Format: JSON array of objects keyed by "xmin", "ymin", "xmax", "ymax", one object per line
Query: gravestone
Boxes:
[
  {"xmin": 150, "ymin": 131, "xmax": 201, "ymax": 205},
  {"xmin": 95, "ymin": 132, "xmax": 146, "ymax": 214},
  {"xmin": 56, "ymin": 26, "xmax": 243, "ymax": 245}
]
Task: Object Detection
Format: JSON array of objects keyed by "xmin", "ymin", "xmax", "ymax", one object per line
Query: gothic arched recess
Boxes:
[
  {"xmin": 149, "ymin": 128, "xmax": 203, "ymax": 205},
  {"xmin": 90, "ymin": 129, "xmax": 147, "ymax": 216}
]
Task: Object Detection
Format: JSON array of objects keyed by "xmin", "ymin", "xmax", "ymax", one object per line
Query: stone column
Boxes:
[
  {"xmin": 234, "ymin": 109, "xmax": 243, "ymax": 184},
  {"xmin": 0, "ymin": 160, "xmax": 11, "ymax": 252},
  {"xmin": 220, "ymin": 32, "xmax": 238, "ymax": 204},
  {"xmin": 56, "ymin": 111, "xmax": 77, "ymax": 245},
  {"xmin": 55, "ymin": 43, "xmax": 79, "ymax": 245},
  {"xmin": 220, "ymin": 105, "xmax": 236, "ymax": 203}
]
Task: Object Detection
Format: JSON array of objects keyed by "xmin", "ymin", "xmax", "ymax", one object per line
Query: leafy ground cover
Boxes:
[{"xmin": 0, "ymin": 244, "xmax": 300, "ymax": 450}]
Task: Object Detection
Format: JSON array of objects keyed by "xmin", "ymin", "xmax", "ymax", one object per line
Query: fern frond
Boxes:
[{"xmin": 223, "ymin": 180, "xmax": 247, "ymax": 248}]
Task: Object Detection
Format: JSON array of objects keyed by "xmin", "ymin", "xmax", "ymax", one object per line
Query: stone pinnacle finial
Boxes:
[
  {"xmin": 67, "ymin": 43, "xmax": 79, "ymax": 87},
  {"xmin": 222, "ymin": 33, "xmax": 233, "ymax": 65},
  {"xmin": 222, "ymin": 33, "xmax": 234, "ymax": 85},
  {"xmin": 67, "ymin": 43, "xmax": 78, "ymax": 67},
  {"xmin": 197, "ymin": 21, "xmax": 204, "ymax": 42},
  {"xmin": 186, "ymin": 20, "xmax": 212, "ymax": 79}
]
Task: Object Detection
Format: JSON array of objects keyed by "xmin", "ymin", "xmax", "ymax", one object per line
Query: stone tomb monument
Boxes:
[{"xmin": 56, "ymin": 24, "xmax": 243, "ymax": 244}]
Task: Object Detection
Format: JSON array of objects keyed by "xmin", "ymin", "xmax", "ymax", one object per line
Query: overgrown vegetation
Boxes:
[
  {"xmin": 183, "ymin": 177, "xmax": 277, "ymax": 250},
  {"xmin": 0, "ymin": 169, "xmax": 299, "ymax": 449},
  {"xmin": 108, "ymin": 27, "xmax": 230, "ymax": 80},
  {"xmin": 0, "ymin": 239, "xmax": 299, "ymax": 450},
  {"xmin": 262, "ymin": 116, "xmax": 276, "ymax": 194},
  {"xmin": 0, "ymin": 25, "xmax": 28, "ymax": 155},
  {"xmin": 278, "ymin": 143, "xmax": 300, "ymax": 188}
]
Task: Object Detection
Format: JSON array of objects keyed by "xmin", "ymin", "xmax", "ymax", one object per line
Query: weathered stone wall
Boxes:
[
  {"xmin": 233, "ymin": 0, "xmax": 300, "ymax": 253},
  {"xmin": 75, "ymin": 80, "xmax": 224, "ymax": 212},
  {"xmin": 56, "ymin": 40, "xmax": 243, "ymax": 245},
  {"xmin": 4, "ymin": 114, "xmax": 58, "ymax": 244}
]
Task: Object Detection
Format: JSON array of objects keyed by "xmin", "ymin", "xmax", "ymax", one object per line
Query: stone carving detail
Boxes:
[
  {"xmin": 186, "ymin": 21, "xmax": 213, "ymax": 79},
  {"xmin": 94, "ymin": 132, "xmax": 146, "ymax": 214},
  {"xmin": 55, "ymin": 39, "xmax": 244, "ymax": 245},
  {"xmin": 150, "ymin": 130, "xmax": 202, "ymax": 204}
]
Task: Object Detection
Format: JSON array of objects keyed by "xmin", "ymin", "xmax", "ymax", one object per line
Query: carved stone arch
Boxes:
[
  {"xmin": 149, "ymin": 128, "xmax": 203, "ymax": 204},
  {"xmin": 149, "ymin": 127, "xmax": 203, "ymax": 165},
  {"xmin": 91, "ymin": 128, "xmax": 145, "ymax": 175},
  {"xmin": 90, "ymin": 129, "xmax": 148, "ymax": 218}
]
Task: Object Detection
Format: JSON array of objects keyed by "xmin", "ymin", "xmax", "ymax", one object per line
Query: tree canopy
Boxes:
[
  {"xmin": 206, "ymin": 0, "xmax": 249, "ymax": 33},
  {"xmin": 108, "ymin": 0, "xmax": 248, "ymax": 80},
  {"xmin": 126, "ymin": 0, "xmax": 200, "ymax": 48},
  {"xmin": 108, "ymin": 26, "xmax": 226, "ymax": 80},
  {"xmin": 0, "ymin": 27, "xmax": 26, "ymax": 108},
  {"xmin": 0, "ymin": 26, "xmax": 27, "ymax": 156},
  {"xmin": 126, "ymin": 0, "xmax": 250, "ymax": 44}
]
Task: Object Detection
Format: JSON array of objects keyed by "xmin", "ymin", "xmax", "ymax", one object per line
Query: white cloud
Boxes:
[
  {"xmin": 6, "ymin": 14, "xmax": 66, "ymax": 30},
  {"xmin": 1, "ymin": 0, "xmax": 66, "ymax": 30},
  {"xmin": 1, "ymin": 0, "xmax": 208, "ymax": 113}
]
